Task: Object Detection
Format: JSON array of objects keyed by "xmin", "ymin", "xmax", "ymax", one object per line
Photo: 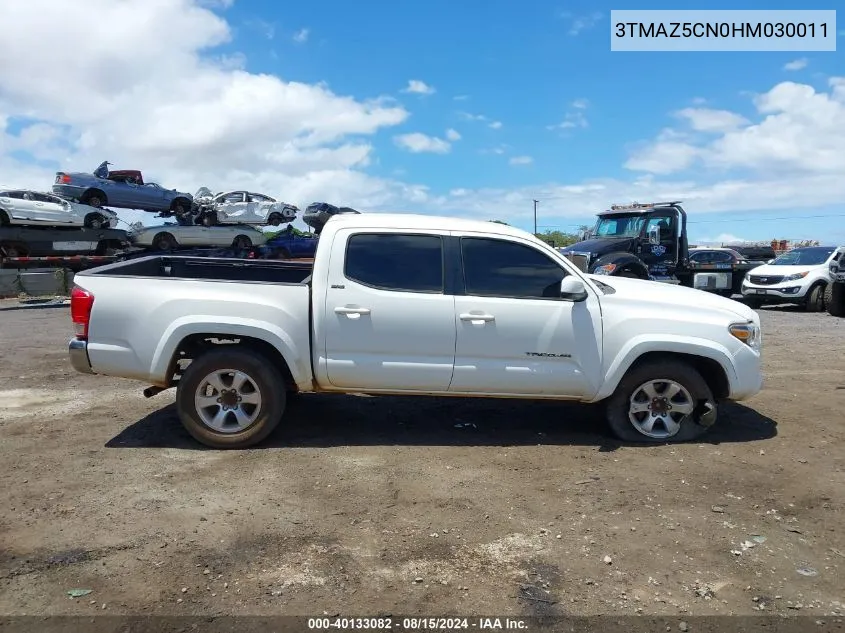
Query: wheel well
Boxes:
[
  {"xmin": 0, "ymin": 209, "xmax": 9, "ymax": 225},
  {"xmin": 171, "ymin": 197, "xmax": 190, "ymax": 209},
  {"xmin": 166, "ymin": 334, "xmax": 297, "ymax": 391},
  {"xmin": 626, "ymin": 351, "xmax": 730, "ymax": 400}
]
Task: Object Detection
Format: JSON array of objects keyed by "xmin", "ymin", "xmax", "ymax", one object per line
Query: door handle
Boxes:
[
  {"xmin": 334, "ymin": 306, "xmax": 371, "ymax": 316},
  {"xmin": 460, "ymin": 312, "xmax": 494, "ymax": 323}
]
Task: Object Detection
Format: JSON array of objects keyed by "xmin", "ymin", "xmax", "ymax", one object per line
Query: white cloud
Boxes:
[
  {"xmin": 572, "ymin": 98, "xmax": 589, "ymax": 109},
  {"xmin": 547, "ymin": 110, "xmax": 588, "ymax": 131},
  {"xmin": 559, "ymin": 11, "xmax": 603, "ymax": 36},
  {"xmin": 453, "ymin": 95, "xmax": 469, "ymax": 101},
  {"xmin": 509, "ymin": 156, "xmax": 533, "ymax": 165},
  {"xmin": 402, "ymin": 80, "xmax": 435, "ymax": 95},
  {"xmin": 393, "ymin": 133, "xmax": 451, "ymax": 154},
  {"xmin": 695, "ymin": 233, "xmax": 749, "ymax": 245},
  {"xmin": 674, "ymin": 108, "xmax": 749, "ymax": 132},
  {"xmin": 445, "ymin": 128, "xmax": 461, "ymax": 141},
  {"xmin": 489, "ymin": 121, "xmax": 502, "ymax": 129},
  {"xmin": 293, "ymin": 27, "xmax": 309, "ymax": 43},
  {"xmin": 627, "ymin": 79, "xmax": 845, "ymax": 179},
  {"xmin": 783, "ymin": 58, "xmax": 808, "ymax": 71},
  {"xmin": 0, "ymin": 0, "xmax": 411, "ymax": 212},
  {"xmin": 245, "ymin": 19, "xmax": 275, "ymax": 40},
  {"xmin": 458, "ymin": 111, "xmax": 487, "ymax": 122}
]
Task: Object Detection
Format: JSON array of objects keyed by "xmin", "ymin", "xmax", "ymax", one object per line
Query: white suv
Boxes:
[{"xmin": 741, "ymin": 245, "xmax": 838, "ymax": 311}]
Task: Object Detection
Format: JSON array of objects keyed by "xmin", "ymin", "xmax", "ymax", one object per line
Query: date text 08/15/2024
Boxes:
[{"xmin": 307, "ymin": 617, "xmax": 528, "ymax": 630}]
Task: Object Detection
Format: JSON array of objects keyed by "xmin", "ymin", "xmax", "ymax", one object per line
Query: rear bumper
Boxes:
[{"xmin": 68, "ymin": 338, "xmax": 94, "ymax": 374}]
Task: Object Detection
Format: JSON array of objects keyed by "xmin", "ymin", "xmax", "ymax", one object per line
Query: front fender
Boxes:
[
  {"xmin": 149, "ymin": 316, "xmax": 309, "ymax": 389},
  {"xmin": 588, "ymin": 334, "xmax": 738, "ymax": 402},
  {"xmin": 590, "ymin": 252, "xmax": 649, "ymax": 277}
]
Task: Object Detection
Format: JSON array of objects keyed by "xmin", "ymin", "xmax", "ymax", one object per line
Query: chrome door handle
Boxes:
[
  {"xmin": 334, "ymin": 306, "xmax": 371, "ymax": 315},
  {"xmin": 459, "ymin": 312, "xmax": 494, "ymax": 323}
]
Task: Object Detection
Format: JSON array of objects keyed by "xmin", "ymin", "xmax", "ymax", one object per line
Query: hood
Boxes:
[
  {"xmin": 560, "ymin": 237, "xmax": 635, "ymax": 257},
  {"xmin": 747, "ymin": 263, "xmax": 824, "ymax": 276},
  {"xmin": 588, "ymin": 274, "xmax": 757, "ymax": 322}
]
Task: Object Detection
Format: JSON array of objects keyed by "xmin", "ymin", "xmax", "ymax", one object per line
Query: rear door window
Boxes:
[{"xmin": 344, "ymin": 233, "xmax": 444, "ymax": 293}]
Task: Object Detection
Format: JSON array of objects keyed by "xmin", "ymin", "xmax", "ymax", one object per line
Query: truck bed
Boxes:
[{"xmin": 85, "ymin": 254, "xmax": 314, "ymax": 284}]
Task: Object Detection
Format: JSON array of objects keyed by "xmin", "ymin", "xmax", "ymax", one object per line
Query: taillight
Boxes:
[
  {"xmin": 70, "ymin": 286, "xmax": 94, "ymax": 339},
  {"xmin": 56, "ymin": 173, "xmax": 71, "ymax": 184}
]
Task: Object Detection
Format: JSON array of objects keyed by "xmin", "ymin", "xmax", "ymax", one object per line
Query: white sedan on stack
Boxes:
[
  {"xmin": 0, "ymin": 189, "xmax": 118, "ymax": 229},
  {"xmin": 198, "ymin": 190, "xmax": 299, "ymax": 227}
]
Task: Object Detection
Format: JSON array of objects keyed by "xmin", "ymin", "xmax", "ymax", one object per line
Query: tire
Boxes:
[
  {"xmin": 83, "ymin": 191, "xmax": 106, "ymax": 208},
  {"xmin": 1, "ymin": 242, "xmax": 28, "ymax": 258},
  {"xmin": 171, "ymin": 198, "xmax": 190, "ymax": 217},
  {"xmin": 268, "ymin": 213, "xmax": 282, "ymax": 227},
  {"xmin": 828, "ymin": 282, "xmax": 845, "ymax": 317},
  {"xmin": 202, "ymin": 211, "xmax": 218, "ymax": 227},
  {"xmin": 805, "ymin": 284, "xmax": 825, "ymax": 312},
  {"xmin": 233, "ymin": 235, "xmax": 252, "ymax": 250},
  {"xmin": 0, "ymin": 210, "xmax": 9, "ymax": 226},
  {"xmin": 152, "ymin": 232, "xmax": 178, "ymax": 251},
  {"xmin": 744, "ymin": 297, "xmax": 763, "ymax": 309},
  {"xmin": 84, "ymin": 213, "xmax": 106, "ymax": 229},
  {"xmin": 175, "ymin": 348, "xmax": 286, "ymax": 449},
  {"xmin": 605, "ymin": 360, "xmax": 716, "ymax": 443}
]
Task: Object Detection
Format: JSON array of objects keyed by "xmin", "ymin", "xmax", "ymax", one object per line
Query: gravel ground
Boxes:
[{"xmin": 0, "ymin": 298, "xmax": 843, "ymax": 618}]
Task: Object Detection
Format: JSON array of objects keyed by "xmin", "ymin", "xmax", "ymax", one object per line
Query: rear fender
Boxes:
[{"xmin": 149, "ymin": 317, "xmax": 310, "ymax": 390}]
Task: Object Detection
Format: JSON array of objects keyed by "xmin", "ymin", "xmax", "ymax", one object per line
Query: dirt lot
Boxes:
[{"xmin": 0, "ymin": 299, "xmax": 843, "ymax": 619}]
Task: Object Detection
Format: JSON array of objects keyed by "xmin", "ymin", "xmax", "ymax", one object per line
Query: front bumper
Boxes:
[
  {"xmin": 68, "ymin": 338, "xmax": 94, "ymax": 374},
  {"xmin": 741, "ymin": 281, "xmax": 809, "ymax": 303}
]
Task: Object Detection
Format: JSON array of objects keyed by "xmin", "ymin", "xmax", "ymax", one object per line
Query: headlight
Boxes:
[
  {"xmin": 594, "ymin": 264, "xmax": 617, "ymax": 275},
  {"xmin": 782, "ymin": 271, "xmax": 808, "ymax": 282},
  {"xmin": 729, "ymin": 322, "xmax": 762, "ymax": 352}
]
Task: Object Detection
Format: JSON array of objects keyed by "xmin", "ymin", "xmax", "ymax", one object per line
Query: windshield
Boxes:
[
  {"xmin": 592, "ymin": 213, "xmax": 645, "ymax": 238},
  {"xmin": 771, "ymin": 247, "xmax": 834, "ymax": 266}
]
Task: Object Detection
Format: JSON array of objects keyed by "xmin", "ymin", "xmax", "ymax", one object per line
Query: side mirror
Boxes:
[
  {"xmin": 648, "ymin": 225, "xmax": 660, "ymax": 245},
  {"xmin": 577, "ymin": 230, "xmax": 588, "ymax": 241},
  {"xmin": 560, "ymin": 277, "xmax": 588, "ymax": 302}
]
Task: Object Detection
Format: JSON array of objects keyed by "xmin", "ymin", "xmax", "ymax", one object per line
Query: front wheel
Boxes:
[
  {"xmin": 605, "ymin": 360, "xmax": 716, "ymax": 443},
  {"xmin": 176, "ymin": 349, "xmax": 286, "ymax": 448},
  {"xmin": 233, "ymin": 235, "xmax": 252, "ymax": 250},
  {"xmin": 152, "ymin": 232, "xmax": 178, "ymax": 251},
  {"xmin": 267, "ymin": 213, "xmax": 282, "ymax": 226},
  {"xmin": 84, "ymin": 213, "xmax": 106, "ymax": 229},
  {"xmin": 827, "ymin": 282, "xmax": 845, "ymax": 317},
  {"xmin": 805, "ymin": 284, "xmax": 825, "ymax": 312}
]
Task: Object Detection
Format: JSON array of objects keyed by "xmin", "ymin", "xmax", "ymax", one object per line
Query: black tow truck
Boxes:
[{"xmin": 558, "ymin": 201, "xmax": 757, "ymax": 295}]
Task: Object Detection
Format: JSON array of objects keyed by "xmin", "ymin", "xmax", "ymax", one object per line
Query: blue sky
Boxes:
[
  {"xmin": 227, "ymin": 0, "xmax": 845, "ymax": 243},
  {"xmin": 1, "ymin": 0, "xmax": 843, "ymax": 244}
]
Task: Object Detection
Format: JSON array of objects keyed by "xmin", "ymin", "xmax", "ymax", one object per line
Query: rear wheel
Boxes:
[
  {"xmin": 83, "ymin": 191, "xmax": 106, "ymax": 208},
  {"xmin": 1, "ymin": 241, "xmax": 29, "ymax": 258},
  {"xmin": 171, "ymin": 199, "xmax": 190, "ymax": 217},
  {"xmin": 152, "ymin": 232, "xmax": 178, "ymax": 251},
  {"xmin": 176, "ymin": 349, "xmax": 286, "ymax": 449},
  {"xmin": 828, "ymin": 282, "xmax": 845, "ymax": 317},
  {"xmin": 805, "ymin": 284, "xmax": 825, "ymax": 312},
  {"xmin": 605, "ymin": 360, "xmax": 716, "ymax": 443}
]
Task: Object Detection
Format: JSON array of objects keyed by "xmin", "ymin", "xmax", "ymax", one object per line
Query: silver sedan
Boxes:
[{"xmin": 127, "ymin": 222, "xmax": 268, "ymax": 251}]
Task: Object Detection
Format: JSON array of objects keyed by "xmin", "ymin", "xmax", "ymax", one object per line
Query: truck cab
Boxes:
[{"xmin": 559, "ymin": 201, "xmax": 688, "ymax": 282}]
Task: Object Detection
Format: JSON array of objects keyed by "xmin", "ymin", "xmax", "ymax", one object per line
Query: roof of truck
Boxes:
[{"xmin": 326, "ymin": 213, "xmax": 534, "ymax": 239}]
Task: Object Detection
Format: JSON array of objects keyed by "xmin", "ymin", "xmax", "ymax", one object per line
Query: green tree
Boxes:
[{"xmin": 534, "ymin": 229, "xmax": 579, "ymax": 247}]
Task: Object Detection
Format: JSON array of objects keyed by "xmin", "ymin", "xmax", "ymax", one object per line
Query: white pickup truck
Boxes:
[{"xmin": 68, "ymin": 213, "xmax": 763, "ymax": 448}]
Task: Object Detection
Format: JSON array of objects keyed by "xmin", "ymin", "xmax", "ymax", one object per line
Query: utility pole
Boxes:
[{"xmin": 533, "ymin": 199, "xmax": 539, "ymax": 235}]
